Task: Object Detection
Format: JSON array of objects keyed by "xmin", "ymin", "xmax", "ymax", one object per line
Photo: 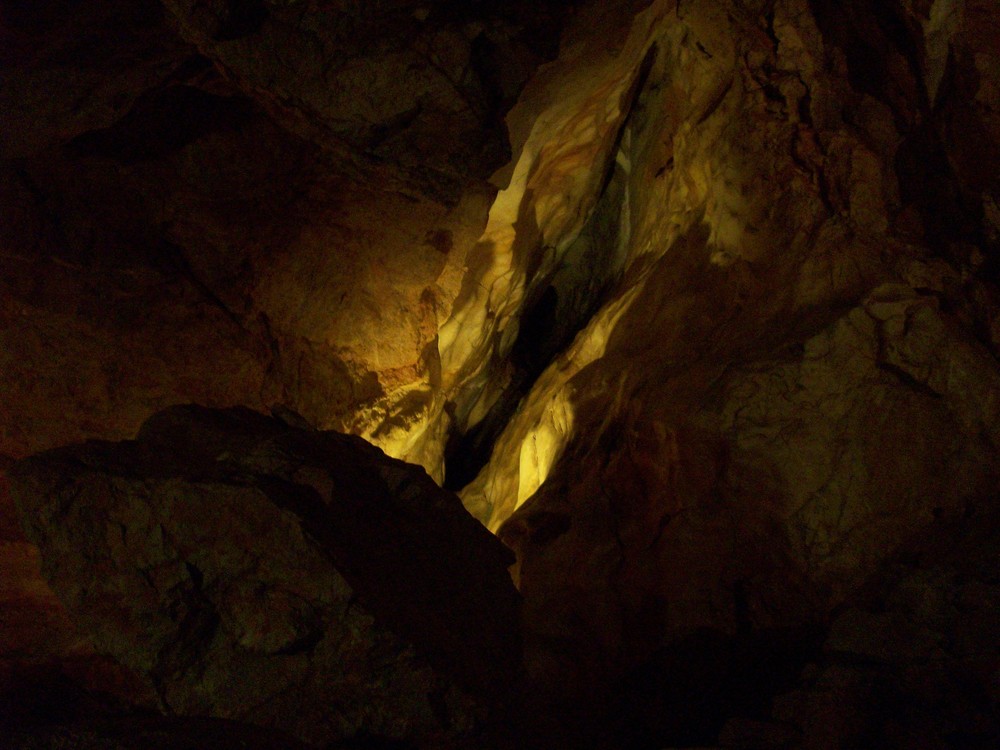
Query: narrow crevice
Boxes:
[
  {"xmin": 442, "ymin": 45, "xmax": 659, "ymax": 491},
  {"xmin": 875, "ymin": 360, "xmax": 944, "ymax": 398}
]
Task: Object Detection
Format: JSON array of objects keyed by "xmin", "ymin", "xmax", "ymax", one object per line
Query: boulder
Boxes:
[{"xmin": 8, "ymin": 405, "xmax": 522, "ymax": 747}]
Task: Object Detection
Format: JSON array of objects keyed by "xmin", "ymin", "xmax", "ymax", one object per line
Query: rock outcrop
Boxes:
[
  {"xmin": 2, "ymin": 0, "xmax": 999, "ymax": 747},
  {"xmin": 446, "ymin": 4, "xmax": 1000, "ymax": 738},
  {"xmin": 712, "ymin": 502, "xmax": 1000, "ymax": 750},
  {"xmin": 8, "ymin": 405, "xmax": 522, "ymax": 748},
  {"xmin": 0, "ymin": 0, "xmax": 573, "ymax": 687},
  {"xmin": 0, "ymin": 0, "xmax": 579, "ymax": 469}
]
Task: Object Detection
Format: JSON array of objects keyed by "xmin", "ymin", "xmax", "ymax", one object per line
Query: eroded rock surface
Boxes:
[
  {"xmin": 2, "ymin": 0, "xmax": 1000, "ymax": 746},
  {"xmin": 158, "ymin": 0, "xmax": 573, "ymax": 202},
  {"xmin": 8, "ymin": 405, "xmax": 521, "ymax": 747},
  {"xmin": 714, "ymin": 504, "xmax": 1000, "ymax": 750},
  {"xmin": 0, "ymin": 0, "xmax": 572, "ymax": 682},
  {"xmin": 445, "ymin": 0, "xmax": 1000, "ymax": 741}
]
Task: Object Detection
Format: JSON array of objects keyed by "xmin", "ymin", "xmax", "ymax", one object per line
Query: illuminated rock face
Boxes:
[
  {"xmin": 0, "ymin": 0, "xmax": 566, "ymax": 688},
  {"xmin": 2, "ymin": 0, "xmax": 1000, "ymax": 746},
  {"xmin": 0, "ymin": 0, "xmax": 573, "ymax": 464},
  {"xmin": 448, "ymin": 0, "xmax": 1000, "ymax": 734}
]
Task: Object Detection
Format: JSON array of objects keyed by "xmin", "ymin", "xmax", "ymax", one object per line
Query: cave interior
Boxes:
[{"xmin": 2, "ymin": 1, "xmax": 1000, "ymax": 748}]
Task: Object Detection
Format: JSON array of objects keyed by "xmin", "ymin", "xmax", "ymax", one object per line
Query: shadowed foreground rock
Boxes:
[
  {"xmin": 7, "ymin": 716, "xmax": 313, "ymax": 750},
  {"xmin": 8, "ymin": 405, "xmax": 522, "ymax": 748},
  {"xmin": 608, "ymin": 503, "xmax": 1000, "ymax": 750}
]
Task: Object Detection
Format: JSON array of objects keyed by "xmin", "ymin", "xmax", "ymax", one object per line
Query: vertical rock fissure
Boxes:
[{"xmin": 442, "ymin": 46, "xmax": 658, "ymax": 491}]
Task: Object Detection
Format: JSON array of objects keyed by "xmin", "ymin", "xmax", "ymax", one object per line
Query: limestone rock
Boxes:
[
  {"xmin": 757, "ymin": 507, "xmax": 1000, "ymax": 750},
  {"xmin": 449, "ymin": 2, "xmax": 1000, "ymax": 738},
  {"xmin": 0, "ymin": 0, "xmax": 528, "ymax": 694},
  {"xmin": 159, "ymin": 0, "xmax": 574, "ymax": 201},
  {"xmin": 0, "ymin": 1, "xmax": 194, "ymax": 160},
  {"xmin": 0, "ymin": 0, "xmax": 571, "ymax": 480},
  {"xmin": 8, "ymin": 405, "xmax": 522, "ymax": 747},
  {"xmin": 2, "ymin": 0, "xmax": 1000, "ymax": 745}
]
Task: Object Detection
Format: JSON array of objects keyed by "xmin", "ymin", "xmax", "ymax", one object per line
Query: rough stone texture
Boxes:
[
  {"xmin": 158, "ymin": 0, "xmax": 572, "ymax": 202},
  {"xmin": 448, "ymin": 0, "xmax": 1000, "ymax": 738},
  {"xmin": 0, "ymin": 0, "xmax": 581, "ymax": 474},
  {"xmin": 8, "ymin": 405, "xmax": 522, "ymax": 747},
  {"xmin": 714, "ymin": 503, "xmax": 1000, "ymax": 750},
  {"xmin": 0, "ymin": 1, "xmax": 193, "ymax": 161},
  {"xmin": 0, "ymin": 0, "xmax": 570, "ymax": 684},
  {"xmin": 1, "ymin": 463, "xmax": 155, "ymax": 732},
  {"xmin": 2, "ymin": 0, "xmax": 1000, "ymax": 746}
]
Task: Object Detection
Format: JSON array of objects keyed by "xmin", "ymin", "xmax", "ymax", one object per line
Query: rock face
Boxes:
[
  {"xmin": 8, "ymin": 405, "xmax": 522, "ymax": 747},
  {"xmin": 158, "ymin": 0, "xmax": 571, "ymax": 202},
  {"xmin": 713, "ymin": 504, "xmax": 1000, "ymax": 750},
  {"xmin": 0, "ymin": 0, "xmax": 572, "ymax": 686},
  {"xmin": 0, "ymin": 0, "xmax": 577, "ymax": 467},
  {"xmin": 447, "ymin": 4, "xmax": 1000, "ymax": 739},
  {"xmin": 3, "ymin": 0, "xmax": 1000, "ymax": 747}
]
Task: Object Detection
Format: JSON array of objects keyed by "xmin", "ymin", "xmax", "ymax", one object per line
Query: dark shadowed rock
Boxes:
[
  {"xmin": 714, "ymin": 503, "xmax": 1000, "ymax": 750},
  {"xmin": 8, "ymin": 405, "xmax": 522, "ymax": 748},
  {"xmin": 159, "ymin": 0, "xmax": 577, "ymax": 201},
  {"xmin": 6, "ymin": 716, "xmax": 314, "ymax": 750}
]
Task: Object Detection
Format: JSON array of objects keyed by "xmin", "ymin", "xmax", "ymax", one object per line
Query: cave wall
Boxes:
[
  {"xmin": 459, "ymin": 0, "xmax": 1000, "ymax": 712},
  {"xmin": 0, "ymin": 0, "xmax": 583, "ymax": 466},
  {"xmin": 0, "ymin": 0, "xmax": 574, "ymax": 705},
  {"xmin": 2, "ymin": 0, "xmax": 999, "ymax": 745}
]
